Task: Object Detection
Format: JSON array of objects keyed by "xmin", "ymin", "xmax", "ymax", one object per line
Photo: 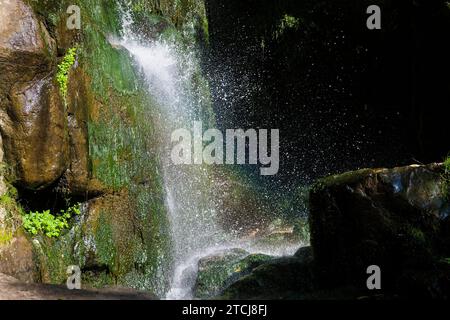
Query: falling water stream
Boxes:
[{"xmin": 116, "ymin": 6, "xmax": 302, "ymax": 299}]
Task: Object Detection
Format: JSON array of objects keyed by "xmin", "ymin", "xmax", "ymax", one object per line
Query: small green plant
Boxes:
[
  {"xmin": 273, "ymin": 14, "xmax": 300, "ymax": 39},
  {"xmin": 444, "ymin": 156, "xmax": 450, "ymax": 172},
  {"xmin": 56, "ymin": 47, "xmax": 77, "ymax": 99},
  {"xmin": 22, "ymin": 204, "xmax": 81, "ymax": 238}
]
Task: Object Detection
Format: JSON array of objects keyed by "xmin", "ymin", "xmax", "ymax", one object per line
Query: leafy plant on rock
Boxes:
[
  {"xmin": 56, "ymin": 47, "xmax": 77, "ymax": 99},
  {"xmin": 22, "ymin": 204, "xmax": 81, "ymax": 238}
]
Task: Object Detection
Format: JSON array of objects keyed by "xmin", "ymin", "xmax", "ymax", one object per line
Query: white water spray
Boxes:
[{"xmin": 117, "ymin": 6, "xmax": 303, "ymax": 300}]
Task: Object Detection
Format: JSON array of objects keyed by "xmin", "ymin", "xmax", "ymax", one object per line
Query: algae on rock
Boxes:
[{"xmin": 6, "ymin": 0, "xmax": 212, "ymax": 296}]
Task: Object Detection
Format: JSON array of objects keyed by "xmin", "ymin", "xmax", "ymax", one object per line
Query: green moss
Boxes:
[
  {"xmin": 314, "ymin": 168, "xmax": 374, "ymax": 192},
  {"xmin": 0, "ymin": 193, "xmax": 14, "ymax": 207},
  {"xmin": 0, "ymin": 185, "xmax": 25, "ymax": 232},
  {"xmin": 94, "ymin": 212, "xmax": 116, "ymax": 269},
  {"xmin": 0, "ymin": 229, "xmax": 13, "ymax": 246},
  {"xmin": 408, "ymin": 227, "xmax": 426, "ymax": 245},
  {"xmin": 82, "ymin": 270, "xmax": 114, "ymax": 288},
  {"xmin": 33, "ymin": 234, "xmax": 79, "ymax": 284},
  {"xmin": 23, "ymin": 0, "xmax": 205, "ymax": 296},
  {"xmin": 56, "ymin": 47, "xmax": 77, "ymax": 99},
  {"xmin": 273, "ymin": 14, "xmax": 301, "ymax": 40},
  {"xmin": 195, "ymin": 250, "xmax": 273, "ymax": 299}
]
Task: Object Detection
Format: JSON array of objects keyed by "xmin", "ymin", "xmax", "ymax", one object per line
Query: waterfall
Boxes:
[
  {"xmin": 117, "ymin": 6, "xmax": 231, "ymax": 299},
  {"xmin": 116, "ymin": 5, "xmax": 302, "ymax": 299}
]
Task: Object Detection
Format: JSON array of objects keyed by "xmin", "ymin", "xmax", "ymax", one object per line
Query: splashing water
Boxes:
[{"xmin": 117, "ymin": 6, "xmax": 303, "ymax": 299}]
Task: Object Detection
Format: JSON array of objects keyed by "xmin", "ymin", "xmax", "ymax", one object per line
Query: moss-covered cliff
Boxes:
[{"xmin": 0, "ymin": 0, "xmax": 209, "ymax": 296}]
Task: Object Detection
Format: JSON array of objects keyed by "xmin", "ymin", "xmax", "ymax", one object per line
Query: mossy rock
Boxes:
[
  {"xmin": 31, "ymin": 192, "xmax": 171, "ymax": 296},
  {"xmin": 3, "ymin": 0, "xmax": 211, "ymax": 298},
  {"xmin": 219, "ymin": 256, "xmax": 315, "ymax": 300},
  {"xmin": 193, "ymin": 248, "xmax": 273, "ymax": 299}
]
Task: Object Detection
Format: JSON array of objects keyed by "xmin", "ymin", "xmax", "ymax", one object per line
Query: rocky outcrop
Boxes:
[
  {"xmin": 310, "ymin": 163, "xmax": 450, "ymax": 298},
  {"xmin": 31, "ymin": 192, "xmax": 171, "ymax": 294},
  {"xmin": 219, "ymin": 164, "xmax": 450, "ymax": 299},
  {"xmin": 194, "ymin": 248, "xmax": 272, "ymax": 299},
  {"xmin": 0, "ymin": 234, "xmax": 36, "ymax": 283},
  {"xmin": 220, "ymin": 247, "xmax": 315, "ymax": 300},
  {"xmin": 0, "ymin": 0, "xmax": 174, "ymax": 296},
  {"xmin": 0, "ymin": 0, "xmax": 67, "ymax": 190}
]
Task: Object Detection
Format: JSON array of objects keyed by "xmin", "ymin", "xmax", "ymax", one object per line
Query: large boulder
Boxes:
[
  {"xmin": 0, "ymin": 234, "xmax": 37, "ymax": 283},
  {"xmin": 220, "ymin": 164, "xmax": 450, "ymax": 300},
  {"xmin": 0, "ymin": 0, "xmax": 55, "ymax": 67},
  {"xmin": 194, "ymin": 248, "xmax": 272, "ymax": 299},
  {"xmin": 310, "ymin": 163, "xmax": 450, "ymax": 298},
  {"xmin": 0, "ymin": 0, "xmax": 67, "ymax": 190},
  {"xmin": 218, "ymin": 246, "xmax": 382, "ymax": 300},
  {"xmin": 219, "ymin": 248, "xmax": 315, "ymax": 300}
]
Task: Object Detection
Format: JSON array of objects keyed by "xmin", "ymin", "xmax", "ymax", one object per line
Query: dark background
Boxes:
[{"xmin": 203, "ymin": 0, "xmax": 450, "ymax": 186}]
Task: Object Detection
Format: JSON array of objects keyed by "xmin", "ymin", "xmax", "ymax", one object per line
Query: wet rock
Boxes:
[
  {"xmin": 64, "ymin": 69, "xmax": 105, "ymax": 196},
  {"xmin": 310, "ymin": 163, "xmax": 450, "ymax": 297},
  {"xmin": 0, "ymin": 235, "xmax": 37, "ymax": 283},
  {"xmin": 194, "ymin": 248, "xmax": 272, "ymax": 299},
  {"xmin": 249, "ymin": 221, "xmax": 304, "ymax": 253},
  {"xmin": 0, "ymin": 0, "xmax": 55, "ymax": 68},
  {"xmin": 0, "ymin": 0, "xmax": 67, "ymax": 190},
  {"xmin": 294, "ymin": 245, "xmax": 313, "ymax": 261},
  {"xmin": 221, "ymin": 164, "xmax": 450, "ymax": 300},
  {"xmin": 219, "ymin": 256, "xmax": 315, "ymax": 300},
  {"xmin": 31, "ymin": 192, "xmax": 171, "ymax": 295},
  {"xmin": 8, "ymin": 76, "xmax": 68, "ymax": 189},
  {"xmin": 219, "ymin": 247, "xmax": 376, "ymax": 300}
]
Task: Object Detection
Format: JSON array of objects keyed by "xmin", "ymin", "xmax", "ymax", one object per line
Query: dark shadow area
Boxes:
[
  {"xmin": 16, "ymin": 179, "xmax": 86, "ymax": 213},
  {"xmin": 204, "ymin": 0, "xmax": 450, "ymax": 185}
]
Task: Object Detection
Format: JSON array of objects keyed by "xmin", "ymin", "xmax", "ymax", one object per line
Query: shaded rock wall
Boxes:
[{"xmin": 310, "ymin": 163, "xmax": 450, "ymax": 297}]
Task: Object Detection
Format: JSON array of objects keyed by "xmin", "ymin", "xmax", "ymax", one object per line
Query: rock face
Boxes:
[
  {"xmin": 220, "ymin": 247, "xmax": 315, "ymax": 300},
  {"xmin": 0, "ymin": 0, "xmax": 176, "ymax": 296},
  {"xmin": 310, "ymin": 163, "xmax": 450, "ymax": 298},
  {"xmin": 194, "ymin": 248, "xmax": 272, "ymax": 299},
  {"xmin": 0, "ymin": 0, "xmax": 66, "ymax": 190},
  {"xmin": 30, "ymin": 192, "xmax": 171, "ymax": 293},
  {"xmin": 220, "ymin": 164, "xmax": 450, "ymax": 299},
  {"xmin": 0, "ymin": 235, "xmax": 36, "ymax": 283}
]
